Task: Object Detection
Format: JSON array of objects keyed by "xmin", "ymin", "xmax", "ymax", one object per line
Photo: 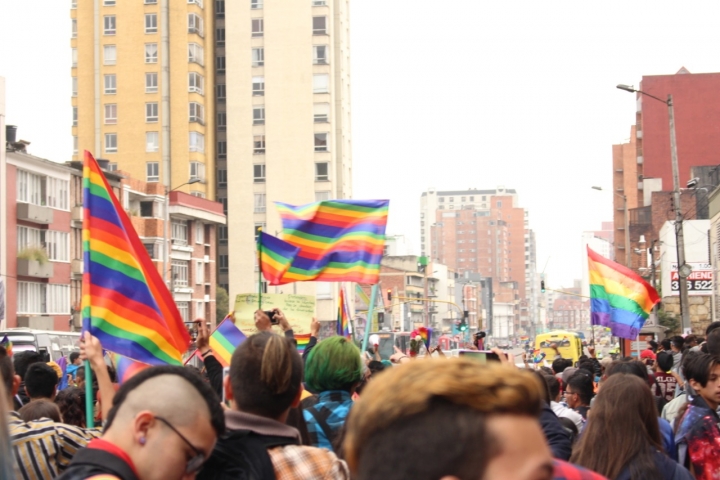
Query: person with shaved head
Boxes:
[{"xmin": 57, "ymin": 355, "xmax": 225, "ymax": 479}]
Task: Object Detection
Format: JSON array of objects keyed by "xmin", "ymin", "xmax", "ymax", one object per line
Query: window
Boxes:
[
  {"xmin": 253, "ymin": 106, "xmax": 265, "ymax": 125},
  {"xmin": 219, "ymin": 197, "xmax": 227, "ymax": 214},
  {"xmin": 216, "ymin": 56, "xmax": 226, "ymax": 72},
  {"xmin": 104, "ymin": 45, "xmax": 116, "ymax": 65},
  {"xmin": 139, "ymin": 201, "xmax": 154, "ymax": 217},
  {"xmin": 146, "ymin": 102, "xmax": 159, "ymax": 122},
  {"xmin": 72, "ymin": 77, "xmax": 78, "ymax": 97},
  {"xmin": 251, "ymin": 0, "xmax": 263, "ymax": 8},
  {"xmin": 73, "ymin": 136, "xmax": 78, "ymax": 154},
  {"xmin": 193, "ymin": 222, "xmax": 205, "ymax": 245},
  {"xmin": 145, "ymin": 0, "xmax": 157, "ymax": 3},
  {"xmin": 195, "ymin": 261, "xmax": 204, "ymax": 284},
  {"xmin": 313, "ymin": 45, "xmax": 328, "ymax": 65},
  {"xmin": 188, "ymin": 72, "xmax": 204, "ymax": 94},
  {"xmin": 188, "ymin": 13, "xmax": 204, "ymax": 36},
  {"xmin": 72, "ymin": 19, "xmax": 77, "ymax": 38},
  {"xmin": 104, "ymin": 133, "xmax": 117, "ymax": 153},
  {"xmin": 217, "ymin": 141, "xmax": 227, "ymax": 157},
  {"xmin": 189, "ymin": 102, "xmax": 204, "ymax": 123},
  {"xmin": 72, "ymin": 0, "xmax": 77, "ymax": 8},
  {"xmin": 191, "ymin": 191, "xmax": 205, "ymax": 198},
  {"xmin": 251, "ymin": 18, "xmax": 263, "ymax": 37},
  {"xmin": 146, "ymin": 162, "xmax": 159, "ymax": 182},
  {"xmin": 172, "ymin": 221, "xmax": 188, "ymax": 246},
  {"xmin": 104, "ymin": 15, "xmax": 116, "ymax": 35},
  {"xmin": 218, "ymin": 225, "xmax": 228, "ymax": 244},
  {"xmin": 104, "ymin": 0, "xmax": 116, "ymax": 5},
  {"xmin": 17, "ymin": 171, "xmax": 69, "ymax": 209},
  {"xmin": 104, "ymin": 104, "xmax": 117, "ymax": 124},
  {"xmin": 315, "ymin": 162, "xmax": 329, "ymax": 181},
  {"xmin": 188, "ymin": 43, "xmax": 204, "ymax": 65},
  {"xmin": 313, "ymin": 74, "xmax": 329, "ymax": 93},
  {"xmin": 314, "ymin": 103, "xmax": 329, "ymax": 122},
  {"xmin": 146, "ymin": 132, "xmax": 159, "ymax": 152},
  {"xmin": 254, "ymin": 193, "xmax": 266, "ymax": 213},
  {"xmin": 313, "ymin": 16, "xmax": 327, "ymax": 35},
  {"xmin": 145, "ymin": 14, "xmax": 158, "ymax": 34},
  {"xmin": 215, "ymin": 0, "xmax": 225, "ymax": 17},
  {"xmin": 177, "ymin": 302, "xmax": 189, "ymax": 321},
  {"xmin": 497, "ymin": 201, "xmax": 502, "ymax": 208},
  {"xmin": 188, "ymin": 0, "xmax": 204, "ymax": 7},
  {"xmin": 316, "ymin": 282, "xmax": 332, "ymax": 299},
  {"xmin": 219, "ymin": 255, "xmax": 228, "ymax": 272},
  {"xmin": 172, "ymin": 260, "xmax": 189, "ymax": 286},
  {"xmin": 216, "ymin": 84, "xmax": 226, "ymax": 101},
  {"xmin": 190, "ymin": 162, "xmax": 206, "ymax": 182},
  {"xmin": 17, "ymin": 227, "xmax": 69, "ymax": 262},
  {"xmin": 72, "ymin": 107, "xmax": 78, "ymax": 126},
  {"xmin": 72, "ymin": 48, "xmax": 78, "ymax": 67},
  {"xmin": 253, "ymin": 135, "xmax": 265, "ymax": 154},
  {"xmin": 145, "ymin": 72, "xmax": 158, "ymax": 93},
  {"xmin": 314, "ymin": 132, "xmax": 328, "ymax": 152},
  {"xmin": 145, "ymin": 43, "xmax": 158, "ymax": 63},
  {"xmin": 253, "ymin": 164, "xmax": 266, "ymax": 183},
  {"xmin": 17, "ymin": 283, "xmax": 70, "ymax": 315},
  {"xmin": 312, "ymin": 0, "xmax": 327, "ymax": 5},
  {"xmin": 189, "ymin": 132, "xmax": 205, "ymax": 152},
  {"xmin": 315, "ymin": 191, "xmax": 330, "ymax": 202},
  {"xmin": 217, "ymin": 169, "xmax": 227, "ymax": 187},
  {"xmin": 104, "ymin": 74, "xmax": 116, "ymax": 94},
  {"xmin": 252, "ymin": 48, "xmax": 264, "ymax": 67},
  {"xmin": 216, "ymin": 28, "xmax": 225, "ymax": 46},
  {"xmin": 252, "ymin": 76, "xmax": 264, "ymax": 95},
  {"xmin": 217, "ymin": 112, "xmax": 227, "ymax": 130}
]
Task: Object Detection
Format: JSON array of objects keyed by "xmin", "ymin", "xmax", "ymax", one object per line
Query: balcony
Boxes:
[
  {"xmin": 17, "ymin": 203, "xmax": 53, "ymax": 224},
  {"xmin": 71, "ymin": 259, "xmax": 83, "ymax": 278},
  {"xmin": 637, "ymin": 156, "xmax": 643, "ymax": 165},
  {"xmin": 71, "ymin": 205, "xmax": 83, "ymax": 227},
  {"xmin": 636, "ymin": 130, "xmax": 643, "ymax": 139},
  {"xmin": 17, "ymin": 258, "xmax": 53, "ymax": 278},
  {"xmin": 17, "ymin": 316, "xmax": 54, "ymax": 330}
]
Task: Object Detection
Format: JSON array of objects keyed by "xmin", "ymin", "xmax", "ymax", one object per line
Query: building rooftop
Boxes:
[{"xmin": 421, "ymin": 188, "xmax": 517, "ymax": 197}]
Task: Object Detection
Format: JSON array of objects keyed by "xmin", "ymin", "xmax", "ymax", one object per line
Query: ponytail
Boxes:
[{"xmin": 260, "ymin": 334, "xmax": 293, "ymax": 395}]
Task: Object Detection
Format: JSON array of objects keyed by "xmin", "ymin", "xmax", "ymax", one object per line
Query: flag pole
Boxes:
[
  {"xmin": 84, "ymin": 361, "xmax": 94, "ymax": 428},
  {"xmin": 361, "ymin": 284, "xmax": 380, "ymax": 354}
]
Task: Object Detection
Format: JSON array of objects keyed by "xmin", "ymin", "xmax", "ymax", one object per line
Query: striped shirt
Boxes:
[{"xmin": 8, "ymin": 412, "xmax": 102, "ymax": 480}]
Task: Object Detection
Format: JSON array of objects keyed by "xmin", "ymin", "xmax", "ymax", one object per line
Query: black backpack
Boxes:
[{"xmin": 197, "ymin": 429, "xmax": 298, "ymax": 480}]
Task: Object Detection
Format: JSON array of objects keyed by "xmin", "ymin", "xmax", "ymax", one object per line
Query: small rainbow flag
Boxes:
[
  {"xmin": 417, "ymin": 327, "xmax": 432, "ymax": 350},
  {"xmin": 259, "ymin": 232, "xmax": 300, "ymax": 285},
  {"xmin": 588, "ymin": 246, "xmax": 660, "ymax": 339},
  {"xmin": 337, "ymin": 288, "xmax": 350, "ymax": 338},
  {"xmin": 533, "ymin": 350, "xmax": 546, "ymax": 364},
  {"xmin": 82, "ymin": 151, "xmax": 189, "ymax": 365},
  {"xmin": 109, "ymin": 353, "xmax": 149, "ymax": 385},
  {"xmin": 295, "ymin": 333, "xmax": 312, "ymax": 353},
  {"xmin": 209, "ymin": 313, "xmax": 247, "ymax": 367},
  {"xmin": 0, "ymin": 336, "xmax": 12, "ymax": 356}
]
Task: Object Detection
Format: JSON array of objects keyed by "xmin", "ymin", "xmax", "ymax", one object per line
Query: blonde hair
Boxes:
[{"xmin": 344, "ymin": 358, "xmax": 544, "ymax": 472}]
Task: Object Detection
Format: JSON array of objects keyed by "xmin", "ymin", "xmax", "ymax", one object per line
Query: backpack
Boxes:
[{"xmin": 197, "ymin": 429, "xmax": 298, "ymax": 480}]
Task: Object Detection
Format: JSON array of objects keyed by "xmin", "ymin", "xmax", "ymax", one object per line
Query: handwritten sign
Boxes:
[{"xmin": 234, "ymin": 293, "xmax": 315, "ymax": 336}]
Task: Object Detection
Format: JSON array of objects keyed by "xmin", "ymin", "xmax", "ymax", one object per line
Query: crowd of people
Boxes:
[{"xmin": 1, "ymin": 311, "xmax": 720, "ymax": 479}]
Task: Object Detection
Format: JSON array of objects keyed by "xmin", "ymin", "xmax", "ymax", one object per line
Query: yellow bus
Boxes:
[{"xmin": 535, "ymin": 331, "xmax": 583, "ymax": 364}]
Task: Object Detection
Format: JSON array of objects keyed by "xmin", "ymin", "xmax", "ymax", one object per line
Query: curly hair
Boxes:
[{"xmin": 55, "ymin": 387, "xmax": 86, "ymax": 428}]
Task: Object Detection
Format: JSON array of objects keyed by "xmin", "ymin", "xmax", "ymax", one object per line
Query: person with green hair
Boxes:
[{"xmin": 302, "ymin": 336, "xmax": 363, "ymax": 451}]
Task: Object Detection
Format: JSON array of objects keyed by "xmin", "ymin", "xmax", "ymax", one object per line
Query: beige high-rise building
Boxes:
[
  {"xmin": 224, "ymin": 0, "xmax": 352, "ymax": 322},
  {"xmin": 72, "ymin": 0, "xmax": 215, "ymax": 198}
]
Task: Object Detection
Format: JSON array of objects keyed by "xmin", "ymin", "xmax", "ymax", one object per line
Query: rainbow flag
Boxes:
[
  {"xmin": 417, "ymin": 327, "xmax": 432, "ymax": 350},
  {"xmin": 295, "ymin": 333, "xmax": 312, "ymax": 353},
  {"xmin": 82, "ymin": 151, "xmax": 190, "ymax": 366},
  {"xmin": 0, "ymin": 336, "xmax": 12, "ymax": 357},
  {"xmin": 259, "ymin": 232, "xmax": 301, "ymax": 285},
  {"xmin": 109, "ymin": 353, "xmax": 149, "ymax": 385},
  {"xmin": 336, "ymin": 288, "xmax": 350, "ymax": 338},
  {"xmin": 587, "ymin": 246, "xmax": 660, "ymax": 339},
  {"xmin": 272, "ymin": 199, "xmax": 389, "ymax": 284},
  {"xmin": 209, "ymin": 314, "xmax": 247, "ymax": 367}
]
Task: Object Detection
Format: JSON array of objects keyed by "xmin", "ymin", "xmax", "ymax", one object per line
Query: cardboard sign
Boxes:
[{"xmin": 234, "ymin": 293, "xmax": 315, "ymax": 336}]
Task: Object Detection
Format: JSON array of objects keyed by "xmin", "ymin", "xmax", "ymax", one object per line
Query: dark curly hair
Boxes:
[{"xmin": 55, "ymin": 387, "xmax": 86, "ymax": 428}]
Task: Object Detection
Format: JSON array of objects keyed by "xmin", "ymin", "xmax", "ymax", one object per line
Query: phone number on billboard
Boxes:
[{"xmin": 671, "ymin": 280, "xmax": 713, "ymax": 292}]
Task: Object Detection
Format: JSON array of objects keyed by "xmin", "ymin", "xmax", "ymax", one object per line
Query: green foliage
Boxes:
[
  {"xmin": 17, "ymin": 246, "xmax": 49, "ymax": 265},
  {"xmin": 216, "ymin": 286, "xmax": 229, "ymax": 322},
  {"xmin": 658, "ymin": 308, "xmax": 679, "ymax": 335}
]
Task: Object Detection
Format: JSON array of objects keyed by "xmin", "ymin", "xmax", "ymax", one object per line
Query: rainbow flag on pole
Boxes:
[
  {"xmin": 82, "ymin": 151, "xmax": 190, "ymax": 366},
  {"xmin": 337, "ymin": 288, "xmax": 350, "ymax": 338},
  {"xmin": 209, "ymin": 313, "xmax": 248, "ymax": 367},
  {"xmin": 587, "ymin": 246, "xmax": 660, "ymax": 339},
  {"xmin": 259, "ymin": 232, "xmax": 300, "ymax": 285},
  {"xmin": 270, "ymin": 199, "xmax": 389, "ymax": 285}
]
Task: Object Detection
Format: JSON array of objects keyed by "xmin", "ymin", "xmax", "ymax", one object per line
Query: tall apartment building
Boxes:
[
  {"xmin": 225, "ymin": 0, "xmax": 352, "ymax": 322},
  {"xmin": 72, "ymin": 0, "xmax": 215, "ymax": 198}
]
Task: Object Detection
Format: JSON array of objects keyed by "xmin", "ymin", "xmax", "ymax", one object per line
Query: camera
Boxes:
[{"xmin": 264, "ymin": 310, "xmax": 279, "ymax": 325}]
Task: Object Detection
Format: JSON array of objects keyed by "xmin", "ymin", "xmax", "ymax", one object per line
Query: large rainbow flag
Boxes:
[
  {"xmin": 268, "ymin": 199, "xmax": 389, "ymax": 285},
  {"xmin": 587, "ymin": 246, "xmax": 660, "ymax": 339},
  {"xmin": 258, "ymin": 232, "xmax": 300, "ymax": 285},
  {"xmin": 82, "ymin": 151, "xmax": 190, "ymax": 366}
]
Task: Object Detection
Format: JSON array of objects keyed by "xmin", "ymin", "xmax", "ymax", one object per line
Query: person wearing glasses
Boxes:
[
  {"xmin": 58, "ymin": 340, "xmax": 225, "ymax": 480},
  {"xmin": 564, "ymin": 371, "xmax": 594, "ymax": 421}
]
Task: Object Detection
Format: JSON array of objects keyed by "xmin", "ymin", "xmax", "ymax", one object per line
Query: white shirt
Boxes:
[{"xmin": 551, "ymin": 401, "xmax": 584, "ymax": 431}]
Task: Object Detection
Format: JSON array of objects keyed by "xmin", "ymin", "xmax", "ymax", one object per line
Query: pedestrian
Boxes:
[
  {"xmin": 198, "ymin": 331, "xmax": 349, "ymax": 480},
  {"xmin": 302, "ymin": 336, "xmax": 362, "ymax": 451},
  {"xmin": 669, "ymin": 336, "xmax": 684, "ymax": 374},
  {"xmin": 653, "ymin": 352, "xmax": 678, "ymax": 403},
  {"xmin": 675, "ymin": 353, "xmax": 720, "ymax": 479},
  {"xmin": 565, "ymin": 371, "xmax": 593, "ymax": 420},
  {"xmin": 24, "ymin": 363, "xmax": 59, "ymax": 401},
  {"xmin": 12, "ymin": 350, "xmax": 43, "ymax": 409},
  {"xmin": 55, "ymin": 387, "xmax": 87, "ymax": 428},
  {"xmin": 529, "ymin": 371, "xmax": 573, "ymax": 460},
  {"xmin": 18, "ymin": 399, "xmax": 62, "ymax": 423},
  {"xmin": 0, "ymin": 369, "xmax": 14, "ymax": 480},
  {"xmin": 545, "ymin": 373, "xmax": 584, "ymax": 431},
  {"xmin": 570, "ymin": 374, "xmax": 692, "ymax": 479}
]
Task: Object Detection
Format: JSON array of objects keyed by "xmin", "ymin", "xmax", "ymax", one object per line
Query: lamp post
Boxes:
[
  {"xmin": 617, "ymin": 84, "xmax": 690, "ymax": 333},
  {"xmin": 163, "ymin": 178, "xmax": 202, "ymax": 287},
  {"xmin": 592, "ymin": 186, "xmax": 630, "ymax": 267}
]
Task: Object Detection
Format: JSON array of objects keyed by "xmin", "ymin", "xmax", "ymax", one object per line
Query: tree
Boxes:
[
  {"xmin": 216, "ymin": 286, "xmax": 229, "ymax": 322},
  {"xmin": 658, "ymin": 308, "xmax": 679, "ymax": 335}
]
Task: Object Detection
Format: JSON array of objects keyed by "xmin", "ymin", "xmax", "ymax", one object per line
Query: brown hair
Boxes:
[
  {"xmin": 18, "ymin": 399, "xmax": 62, "ymax": 423},
  {"xmin": 570, "ymin": 374, "xmax": 662, "ymax": 478},
  {"xmin": 344, "ymin": 359, "xmax": 544, "ymax": 478}
]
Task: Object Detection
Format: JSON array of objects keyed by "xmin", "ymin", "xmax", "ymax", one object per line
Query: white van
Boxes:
[{"xmin": 0, "ymin": 328, "xmax": 81, "ymax": 362}]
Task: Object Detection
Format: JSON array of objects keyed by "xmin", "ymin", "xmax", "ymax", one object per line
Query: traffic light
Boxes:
[
  {"xmin": 387, "ymin": 289, "xmax": 392, "ymax": 301},
  {"xmin": 541, "ymin": 280, "xmax": 545, "ymax": 293},
  {"xmin": 459, "ymin": 310, "xmax": 469, "ymax": 332}
]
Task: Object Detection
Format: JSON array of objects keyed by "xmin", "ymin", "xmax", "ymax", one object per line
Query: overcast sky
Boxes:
[{"xmin": 2, "ymin": 0, "xmax": 720, "ymax": 287}]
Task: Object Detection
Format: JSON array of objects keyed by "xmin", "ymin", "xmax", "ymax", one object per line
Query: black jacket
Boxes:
[
  {"xmin": 539, "ymin": 402, "xmax": 572, "ymax": 461},
  {"xmin": 56, "ymin": 447, "xmax": 139, "ymax": 480}
]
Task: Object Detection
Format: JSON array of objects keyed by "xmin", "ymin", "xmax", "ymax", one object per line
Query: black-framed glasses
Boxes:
[{"xmin": 155, "ymin": 416, "xmax": 206, "ymax": 473}]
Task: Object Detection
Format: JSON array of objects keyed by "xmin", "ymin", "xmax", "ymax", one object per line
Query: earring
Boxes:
[{"xmin": 139, "ymin": 437, "xmax": 146, "ymax": 445}]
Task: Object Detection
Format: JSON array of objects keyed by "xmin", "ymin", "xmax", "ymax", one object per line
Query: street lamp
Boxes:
[
  {"xmin": 592, "ymin": 186, "xmax": 630, "ymax": 267},
  {"xmin": 617, "ymin": 84, "xmax": 690, "ymax": 332},
  {"xmin": 164, "ymin": 178, "xmax": 202, "ymax": 285}
]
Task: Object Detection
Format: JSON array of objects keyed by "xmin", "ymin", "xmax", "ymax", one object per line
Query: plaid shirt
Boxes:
[
  {"xmin": 553, "ymin": 460, "xmax": 609, "ymax": 480},
  {"xmin": 9, "ymin": 412, "xmax": 102, "ymax": 480},
  {"xmin": 269, "ymin": 444, "xmax": 349, "ymax": 480},
  {"xmin": 302, "ymin": 391, "xmax": 353, "ymax": 451}
]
